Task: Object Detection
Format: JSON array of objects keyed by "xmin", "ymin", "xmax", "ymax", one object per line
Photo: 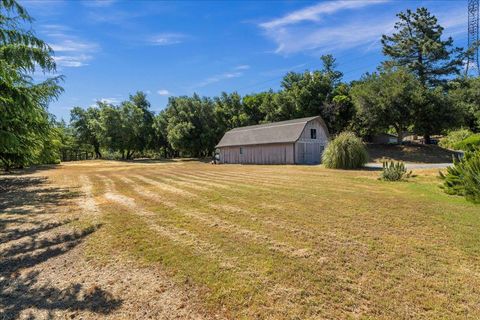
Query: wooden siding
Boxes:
[
  {"xmin": 294, "ymin": 118, "xmax": 329, "ymax": 164},
  {"xmin": 219, "ymin": 143, "xmax": 294, "ymax": 164}
]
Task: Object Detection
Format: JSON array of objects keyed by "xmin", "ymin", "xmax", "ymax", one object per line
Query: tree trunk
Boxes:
[
  {"xmin": 395, "ymin": 126, "xmax": 404, "ymax": 144},
  {"xmin": 397, "ymin": 131, "xmax": 404, "ymax": 144},
  {"xmin": 94, "ymin": 143, "xmax": 102, "ymax": 159},
  {"xmin": 424, "ymin": 134, "xmax": 431, "ymax": 144}
]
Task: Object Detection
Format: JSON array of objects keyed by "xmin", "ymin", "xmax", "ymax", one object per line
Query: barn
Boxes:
[{"xmin": 216, "ymin": 116, "xmax": 329, "ymax": 164}]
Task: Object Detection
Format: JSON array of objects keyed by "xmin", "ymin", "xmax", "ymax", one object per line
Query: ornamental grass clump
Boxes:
[
  {"xmin": 322, "ymin": 132, "xmax": 368, "ymax": 169},
  {"xmin": 440, "ymin": 149, "xmax": 480, "ymax": 204},
  {"xmin": 380, "ymin": 161, "xmax": 411, "ymax": 181}
]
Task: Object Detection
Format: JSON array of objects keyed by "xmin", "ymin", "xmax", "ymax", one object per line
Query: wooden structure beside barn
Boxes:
[{"xmin": 216, "ymin": 116, "xmax": 329, "ymax": 164}]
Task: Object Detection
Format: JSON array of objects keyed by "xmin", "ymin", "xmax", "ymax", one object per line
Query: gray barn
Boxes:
[{"xmin": 216, "ymin": 116, "xmax": 329, "ymax": 164}]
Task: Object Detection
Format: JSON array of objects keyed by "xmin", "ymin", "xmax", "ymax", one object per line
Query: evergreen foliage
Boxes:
[
  {"xmin": 440, "ymin": 149, "xmax": 480, "ymax": 204},
  {"xmin": 0, "ymin": 0, "xmax": 63, "ymax": 170},
  {"xmin": 322, "ymin": 132, "xmax": 368, "ymax": 169},
  {"xmin": 381, "ymin": 7, "xmax": 464, "ymax": 87}
]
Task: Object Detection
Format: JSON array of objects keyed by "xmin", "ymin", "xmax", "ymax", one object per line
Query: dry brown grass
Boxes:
[{"xmin": 2, "ymin": 160, "xmax": 480, "ymax": 319}]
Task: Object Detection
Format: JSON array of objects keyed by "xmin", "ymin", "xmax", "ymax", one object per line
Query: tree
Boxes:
[
  {"xmin": 70, "ymin": 107, "xmax": 102, "ymax": 158},
  {"xmin": 164, "ymin": 95, "xmax": 217, "ymax": 157},
  {"xmin": 322, "ymin": 84, "xmax": 356, "ymax": 134},
  {"xmin": 129, "ymin": 91, "xmax": 154, "ymax": 152},
  {"xmin": 381, "ymin": 7, "xmax": 464, "ymax": 87},
  {"xmin": 242, "ymin": 91, "xmax": 272, "ymax": 124},
  {"xmin": 351, "ymin": 68, "xmax": 422, "ymax": 143},
  {"xmin": 152, "ymin": 111, "xmax": 174, "ymax": 157},
  {"xmin": 412, "ymin": 87, "xmax": 462, "ymax": 140},
  {"xmin": 0, "ymin": 0, "xmax": 63, "ymax": 170},
  {"xmin": 449, "ymin": 77, "xmax": 480, "ymax": 131},
  {"xmin": 274, "ymin": 55, "xmax": 352, "ymax": 132},
  {"xmin": 214, "ymin": 92, "xmax": 249, "ymax": 134}
]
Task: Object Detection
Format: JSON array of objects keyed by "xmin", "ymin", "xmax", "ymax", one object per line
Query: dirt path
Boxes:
[{"xmin": 0, "ymin": 169, "xmax": 213, "ymax": 319}]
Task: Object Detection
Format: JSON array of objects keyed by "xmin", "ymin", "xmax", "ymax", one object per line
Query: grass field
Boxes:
[{"xmin": 2, "ymin": 160, "xmax": 480, "ymax": 319}]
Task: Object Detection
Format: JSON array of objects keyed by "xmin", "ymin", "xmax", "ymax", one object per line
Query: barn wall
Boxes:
[
  {"xmin": 295, "ymin": 119, "xmax": 329, "ymax": 164},
  {"xmin": 219, "ymin": 143, "xmax": 294, "ymax": 164}
]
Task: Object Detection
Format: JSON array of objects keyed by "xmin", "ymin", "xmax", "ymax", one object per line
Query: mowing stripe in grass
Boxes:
[
  {"xmin": 132, "ymin": 175, "xmax": 198, "ymax": 197},
  {"xmin": 78, "ymin": 175, "xmax": 99, "ymax": 219},
  {"xmin": 100, "ymin": 175, "xmax": 225, "ymax": 256},
  {"xmin": 113, "ymin": 175, "xmax": 316, "ymax": 259}
]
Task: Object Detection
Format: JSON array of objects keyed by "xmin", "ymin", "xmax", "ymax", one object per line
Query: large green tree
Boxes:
[
  {"xmin": 273, "ymin": 55, "xmax": 353, "ymax": 133},
  {"xmin": 129, "ymin": 91, "xmax": 155, "ymax": 152},
  {"xmin": 351, "ymin": 68, "xmax": 422, "ymax": 143},
  {"xmin": 381, "ymin": 7, "xmax": 464, "ymax": 87},
  {"xmin": 164, "ymin": 95, "xmax": 217, "ymax": 157},
  {"xmin": 70, "ymin": 106, "xmax": 102, "ymax": 158},
  {"xmin": 0, "ymin": 0, "xmax": 63, "ymax": 170},
  {"xmin": 449, "ymin": 77, "xmax": 480, "ymax": 131}
]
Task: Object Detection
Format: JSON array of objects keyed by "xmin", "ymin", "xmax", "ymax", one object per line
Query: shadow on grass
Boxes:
[
  {"xmin": 0, "ymin": 176, "xmax": 81, "ymax": 215},
  {"xmin": 0, "ymin": 175, "xmax": 122, "ymax": 319},
  {"xmin": 367, "ymin": 143, "xmax": 457, "ymax": 164}
]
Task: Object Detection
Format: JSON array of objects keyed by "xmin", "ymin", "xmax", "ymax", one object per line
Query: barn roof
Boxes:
[{"xmin": 216, "ymin": 116, "xmax": 326, "ymax": 148}]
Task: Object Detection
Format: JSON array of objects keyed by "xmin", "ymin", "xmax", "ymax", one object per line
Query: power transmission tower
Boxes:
[{"xmin": 466, "ymin": 0, "xmax": 480, "ymax": 76}]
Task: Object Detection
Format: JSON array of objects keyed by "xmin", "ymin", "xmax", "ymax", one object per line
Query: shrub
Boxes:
[
  {"xmin": 439, "ymin": 129, "xmax": 473, "ymax": 149},
  {"xmin": 380, "ymin": 161, "xmax": 411, "ymax": 181},
  {"xmin": 440, "ymin": 149, "xmax": 480, "ymax": 204},
  {"xmin": 322, "ymin": 132, "xmax": 368, "ymax": 169},
  {"xmin": 454, "ymin": 134, "xmax": 480, "ymax": 152}
]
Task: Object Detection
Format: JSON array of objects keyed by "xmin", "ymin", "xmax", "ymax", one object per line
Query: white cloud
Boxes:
[
  {"xmin": 82, "ymin": 0, "xmax": 116, "ymax": 7},
  {"xmin": 149, "ymin": 33, "xmax": 186, "ymax": 46},
  {"xmin": 41, "ymin": 25, "xmax": 99, "ymax": 68},
  {"xmin": 54, "ymin": 54, "xmax": 93, "ymax": 68},
  {"xmin": 157, "ymin": 89, "xmax": 170, "ymax": 96},
  {"xmin": 50, "ymin": 39, "xmax": 98, "ymax": 53},
  {"xmin": 259, "ymin": 0, "xmax": 391, "ymax": 55},
  {"xmin": 436, "ymin": 8, "xmax": 466, "ymax": 37},
  {"xmin": 234, "ymin": 65, "xmax": 250, "ymax": 70},
  {"xmin": 93, "ymin": 97, "xmax": 120, "ymax": 105},
  {"xmin": 194, "ymin": 71, "xmax": 243, "ymax": 88},
  {"xmin": 260, "ymin": 0, "xmax": 388, "ymax": 29}
]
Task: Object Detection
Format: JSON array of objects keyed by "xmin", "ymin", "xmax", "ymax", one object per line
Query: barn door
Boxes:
[{"xmin": 299, "ymin": 142, "xmax": 321, "ymax": 164}]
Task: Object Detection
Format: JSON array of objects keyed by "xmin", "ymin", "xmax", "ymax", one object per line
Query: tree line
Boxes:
[{"xmin": 2, "ymin": 1, "xmax": 480, "ymax": 170}]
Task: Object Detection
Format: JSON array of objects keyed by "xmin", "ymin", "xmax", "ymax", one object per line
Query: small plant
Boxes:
[
  {"xmin": 440, "ymin": 148, "xmax": 480, "ymax": 204},
  {"xmin": 322, "ymin": 132, "xmax": 368, "ymax": 169},
  {"xmin": 380, "ymin": 161, "xmax": 411, "ymax": 181}
]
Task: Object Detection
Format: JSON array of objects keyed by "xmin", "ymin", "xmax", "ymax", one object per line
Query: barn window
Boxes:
[
  {"xmin": 240, "ymin": 147, "xmax": 244, "ymax": 155},
  {"xmin": 310, "ymin": 129, "xmax": 317, "ymax": 139}
]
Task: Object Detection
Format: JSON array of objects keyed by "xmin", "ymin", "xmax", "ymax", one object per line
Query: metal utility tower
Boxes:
[{"xmin": 466, "ymin": 0, "xmax": 480, "ymax": 75}]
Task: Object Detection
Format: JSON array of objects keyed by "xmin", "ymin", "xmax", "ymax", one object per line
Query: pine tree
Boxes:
[{"xmin": 381, "ymin": 7, "xmax": 463, "ymax": 87}]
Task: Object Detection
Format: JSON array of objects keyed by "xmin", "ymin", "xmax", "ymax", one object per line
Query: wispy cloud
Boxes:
[
  {"xmin": 234, "ymin": 65, "xmax": 250, "ymax": 70},
  {"xmin": 148, "ymin": 33, "xmax": 186, "ymax": 46},
  {"xmin": 194, "ymin": 70, "xmax": 244, "ymax": 88},
  {"xmin": 157, "ymin": 89, "xmax": 170, "ymax": 96},
  {"xmin": 260, "ymin": 0, "xmax": 388, "ymax": 29},
  {"xmin": 93, "ymin": 97, "xmax": 120, "ymax": 105},
  {"xmin": 41, "ymin": 25, "xmax": 99, "ymax": 68},
  {"xmin": 82, "ymin": 0, "xmax": 116, "ymax": 7},
  {"xmin": 259, "ymin": 0, "xmax": 391, "ymax": 55}
]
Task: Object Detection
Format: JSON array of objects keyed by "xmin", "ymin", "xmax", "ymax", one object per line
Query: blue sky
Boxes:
[{"xmin": 22, "ymin": 0, "xmax": 467, "ymax": 120}]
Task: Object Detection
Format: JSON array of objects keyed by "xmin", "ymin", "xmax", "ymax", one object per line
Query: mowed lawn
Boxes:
[{"xmin": 12, "ymin": 160, "xmax": 480, "ymax": 318}]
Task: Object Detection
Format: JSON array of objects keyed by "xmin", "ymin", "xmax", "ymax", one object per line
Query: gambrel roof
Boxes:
[{"xmin": 216, "ymin": 116, "xmax": 328, "ymax": 148}]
